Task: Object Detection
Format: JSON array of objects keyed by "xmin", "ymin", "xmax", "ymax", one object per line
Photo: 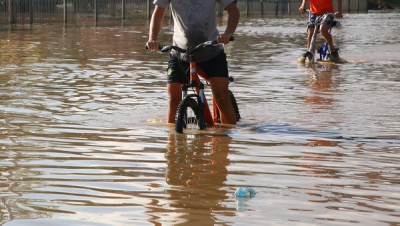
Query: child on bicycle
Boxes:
[
  {"xmin": 298, "ymin": 0, "xmax": 342, "ymax": 62},
  {"xmin": 146, "ymin": 0, "xmax": 240, "ymax": 125}
]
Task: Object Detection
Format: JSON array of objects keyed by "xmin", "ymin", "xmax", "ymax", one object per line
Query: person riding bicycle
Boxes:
[
  {"xmin": 298, "ymin": 0, "xmax": 342, "ymax": 62},
  {"xmin": 146, "ymin": 0, "xmax": 240, "ymax": 126}
]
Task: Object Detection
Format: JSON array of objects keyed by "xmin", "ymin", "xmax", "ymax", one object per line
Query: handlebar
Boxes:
[{"xmin": 146, "ymin": 37, "xmax": 234, "ymax": 55}]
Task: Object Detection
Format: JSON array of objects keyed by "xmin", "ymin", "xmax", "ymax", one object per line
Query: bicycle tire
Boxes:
[
  {"xmin": 216, "ymin": 90, "xmax": 241, "ymax": 123},
  {"xmin": 229, "ymin": 90, "xmax": 241, "ymax": 122},
  {"xmin": 304, "ymin": 51, "xmax": 313, "ymax": 62},
  {"xmin": 175, "ymin": 95, "xmax": 206, "ymax": 133}
]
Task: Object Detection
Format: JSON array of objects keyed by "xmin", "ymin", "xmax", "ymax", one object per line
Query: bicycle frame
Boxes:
[{"xmin": 182, "ymin": 56, "xmax": 218, "ymax": 126}]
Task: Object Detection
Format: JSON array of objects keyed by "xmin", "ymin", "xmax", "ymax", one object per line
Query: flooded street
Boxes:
[{"xmin": 1, "ymin": 12, "xmax": 400, "ymax": 225}]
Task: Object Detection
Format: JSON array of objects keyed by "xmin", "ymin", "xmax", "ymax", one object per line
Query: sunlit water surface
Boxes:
[{"xmin": 1, "ymin": 13, "xmax": 399, "ymax": 226}]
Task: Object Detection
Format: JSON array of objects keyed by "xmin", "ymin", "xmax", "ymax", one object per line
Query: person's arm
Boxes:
[
  {"xmin": 335, "ymin": 0, "xmax": 343, "ymax": 18},
  {"xmin": 147, "ymin": 5, "xmax": 166, "ymax": 51},
  {"xmin": 218, "ymin": 2, "xmax": 240, "ymax": 44},
  {"xmin": 299, "ymin": 0, "xmax": 308, "ymax": 13}
]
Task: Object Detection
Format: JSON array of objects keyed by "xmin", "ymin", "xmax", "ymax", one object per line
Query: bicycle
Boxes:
[
  {"xmin": 302, "ymin": 10, "xmax": 340, "ymax": 63},
  {"xmin": 149, "ymin": 38, "xmax": 240, "ymax": 134}
]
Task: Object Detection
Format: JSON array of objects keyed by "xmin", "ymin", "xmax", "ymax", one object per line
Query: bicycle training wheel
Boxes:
[{"xmin": 175, "ymin": 95, "xmax": 206, "ymax": 133}]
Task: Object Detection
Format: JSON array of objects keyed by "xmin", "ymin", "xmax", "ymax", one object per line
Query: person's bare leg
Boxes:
[
  {"xmin": 308, "ymin": 27, "xmax": 319, "ymax": 54},
  {"xmin": 320, "ymin": 24, "xmax": 335, "ymax": 52},
  {"xmin": 209, "ymin": 77, "xmax": 236, "ymax": 125},
  {"xmin": 167, "ymin": 83, "xmax": 182, "ymax": 124},
  {"xmin": 307, "ymin": 27, "xmax": 314, "ymax": 51}
]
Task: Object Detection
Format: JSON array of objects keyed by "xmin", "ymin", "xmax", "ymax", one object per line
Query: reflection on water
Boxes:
[
  {"xmin": 305, "ymin": 64, "xmax": 338, "ymax": 113},
  {"xmin": 1, "ymin": 13, "xmax": 400, "ymax": 226},
  {"xmin": 164, "ymin": 134, "xmax": 232, "ymax": 224}
]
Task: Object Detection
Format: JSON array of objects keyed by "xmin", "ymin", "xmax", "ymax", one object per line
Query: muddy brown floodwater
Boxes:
[{"xmin": 1, "ymin": 12, "xmax": 399, "ymax": 226}]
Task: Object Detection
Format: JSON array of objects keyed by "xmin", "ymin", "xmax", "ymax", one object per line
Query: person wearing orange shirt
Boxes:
[{"xmin": 298, "ymin": 0, "xmax": 342, "ymax": 62}]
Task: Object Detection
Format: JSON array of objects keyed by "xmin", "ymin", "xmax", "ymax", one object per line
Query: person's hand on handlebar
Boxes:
[
  {"xmin": 217, "ymin": 34, "xmax": 232, "ymax": 45},
  {"xmin": 334, "ymin": 11, "xmax": 343, "ymax": 18},
  {"xmin": 299, "ymin": 4, "xmax": 306, "ymax": 13},
  {"xmin": 146, "ymin": 40, "xmax": 160, "ymax": 51}
]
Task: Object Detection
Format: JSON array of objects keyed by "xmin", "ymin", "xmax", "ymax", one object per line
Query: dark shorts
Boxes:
[
  {"xmin": 307, "ymin": 13, "xmax": 335, "ymax": 29},
  {"xmin": 166, "ymin": 50, "xmax": 229, "ymax": 84}
]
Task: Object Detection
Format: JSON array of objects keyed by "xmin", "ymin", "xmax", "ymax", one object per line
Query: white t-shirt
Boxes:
[{"xmin": 154, "ymin": 0, "xmax": 236, "ymax": 62}]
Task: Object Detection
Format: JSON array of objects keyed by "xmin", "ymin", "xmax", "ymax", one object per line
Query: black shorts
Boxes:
[{"xmin": 166, "ymin": 50, "xmax": 229, "ymax": 84}]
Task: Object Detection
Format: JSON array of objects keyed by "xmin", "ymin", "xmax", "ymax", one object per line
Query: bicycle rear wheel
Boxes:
[
  {"xmin": 216, "ymin": 90, "xmax": 241, "ymax": 123},
  {"xmin": 229, "ymin": 90, "xmax": 241, "ymax": 122},
  {"xmin": 175, "ymin": 95, "xmax": 206, "ymax": 133}
]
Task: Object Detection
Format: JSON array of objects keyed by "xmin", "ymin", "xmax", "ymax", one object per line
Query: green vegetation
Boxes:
[
  {"xmin": 368, "ymin": 0, "xmax": 397, "ymax": 9},
  {"xmin": 384, "ymin": 0, "xmax": 400, "ymax": 8}
]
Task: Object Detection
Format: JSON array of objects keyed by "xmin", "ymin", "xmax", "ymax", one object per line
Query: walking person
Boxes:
[{"xmin": 146, "ymin": 0, "xmax": 240, "ymax": 125}]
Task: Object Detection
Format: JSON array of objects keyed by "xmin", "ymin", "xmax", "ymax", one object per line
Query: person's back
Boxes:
[
  {"xmin": 160, "ymin": 1, "xmax": 223, "ymax": 63},
  {"xmin": 309, "ymin": 0, "xmax": 334, "ymax": 14}
]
